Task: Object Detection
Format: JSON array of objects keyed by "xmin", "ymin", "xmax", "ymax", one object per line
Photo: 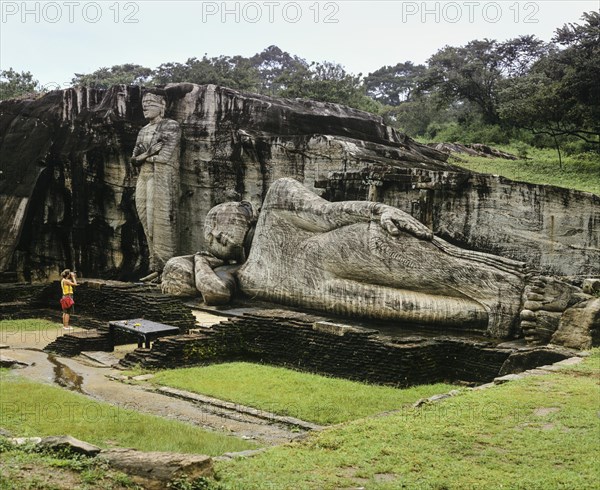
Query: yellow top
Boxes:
[{"xmin": 61, "ymin": 279, "xmax": 74, "ymax": 295}]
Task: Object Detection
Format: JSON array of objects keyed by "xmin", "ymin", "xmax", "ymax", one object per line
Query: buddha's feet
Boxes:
[{"xmin": 520, "ymin": 276, "xmax": 586, "ymax": 344}]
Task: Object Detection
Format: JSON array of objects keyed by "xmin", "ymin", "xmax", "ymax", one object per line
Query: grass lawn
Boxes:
[
  {"xmin": 212, "ymin": 350, "xmax": 600, "ymax": 489},
  {"xmin": 146, "ymin": 362, "xmax": 456, "ymax": 425},
  {"xmin": 450, "ymin": 146, "xmax": 600, "ymax": 195},
  {"xmin": 0, "ymin": 370, "xmax": 255, "ymax": 455},
  {"xmin": 0, "ymin": 319, "xmax": 60, "ymax": 331}
]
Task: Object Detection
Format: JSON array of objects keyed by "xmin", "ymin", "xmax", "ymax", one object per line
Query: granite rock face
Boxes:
[
  {"xmin": 0, "ymin": 84, "xmax": 447, "ymax": 280},
  {"xmin": 0, "ymin": 83, "xmax": 598, "ymax": 281},
  {"xmin": 324, "ymin": 170, "xmax": 599, "ymax": 278}
]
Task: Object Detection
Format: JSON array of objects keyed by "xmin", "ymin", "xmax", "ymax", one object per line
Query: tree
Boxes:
[
  {"xmin": 71, "ymin": 64, "xmax": 153, "ymax": 88},
  {"xmin": 498, "ymin": 73, "xmax": 571, "ymax": 167},
  {"xmin": 420, "ymin": 36, "xmax": 551, "ymax": 126},
  {"xmin": 153, "ymin": 56, "xmax": 259, "ymax": 91},
  {"xmin": 364, "ymin": 62, "xmax": 426, "ymax": 106},
  {"xmin": 250, "ymin": 45, "xmax": 309, "ymax": 95},
  {"xmin": 420, "ymin": 39, "xmax": 502, "ymax": 124},
  {"xmin": 498, "ymin": 11, "xmax": 600, "ymax": 163},
  {"xmin": 0, "ymin": 68, "xmax": 39, "ymax": 100},
  {"xmin": 496, "ymin": 35, "xmax": 553, "ymax": 78},
  {"xmin": 277, "ymin": 61, "xmax": 380, "ymax": 113},
  {"xmin": 550, "ymin": 11, "xmax": 600, "ymax": 144}
]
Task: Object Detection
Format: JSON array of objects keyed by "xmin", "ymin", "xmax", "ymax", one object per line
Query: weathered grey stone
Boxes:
[
  {"xmin": 10, "ymin": 437, "xmax": 42, "ymax": 445},
  {"xmin": 99, "ymin": 448, "xmax": 213, "ymax": 489},
  {"xmin": 38, "ymin": 435, "xmax": 101, "ymax": 456},
  {"xmin": 494, "ymin": 374, "xmax": 523, "ymax": 384},
  {"xmin": 520, "ymin": 277, "xmax": 588, "ymax": 344},
  {"xmin": 550, "ymin": 298, "xmax": 600, "ymax": 350},
  {"xmin": 498, "ymin": 348, "xmax": 571, "ymax": 376},
  {"xmin": 582, "ymin": 278, "xmax": 600, "ymax": 295}
]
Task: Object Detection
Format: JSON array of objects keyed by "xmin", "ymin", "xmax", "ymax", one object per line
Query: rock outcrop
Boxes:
[
  {"xmin": 1, "ymin": 83, "xmax": 598, "ymax": 280},
  {"xmin": 0, "ymin": 84, "xmax": 446, "ymax": 280}
]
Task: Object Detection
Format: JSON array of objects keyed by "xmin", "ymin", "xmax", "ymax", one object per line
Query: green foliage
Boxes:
[
  {"xmin": 213, "ymin": 352, "xmax": 600, "ymax": 489},
  {"xmin": 497, "ymin": 12, "xmax": 600, "ymax": 166},
  {"xmin": 277, "ymin": 61, "xmax": 382, "ymax": 113},
  {"xmin": 0, "ymin": 68, "xmax": 39, "ymax": 100},
  {"xmin": 421, "ymin": 39, "xmax": 504, "ymax": 124},
  {"xmin": 167, "ymin": 475, "xmax": 215, "ymax": 490},
  {"xmin": 71, "ymin": 64, "xmax": 153, "ymax": 89},
  {"xmin": 249, "ymin": 45, "xmax": 309, "ymax": 95},
  {"xmin": 153, "ymin": 55, "xmax": 260, "ymax": 91},
  {"xmin": 452, "ymin": 144, "xmax": 600, "ymax": 195},
  {"xmin": 364, "ymin": 61, "xmax": 426, "ymax": 106},
  {"xmin": 425, "ymin": 121, "xmax": 511, "ymax": 145},
  {"xmin": 149, "ymin": 362, "xmax": 455, "ymax": 425}
]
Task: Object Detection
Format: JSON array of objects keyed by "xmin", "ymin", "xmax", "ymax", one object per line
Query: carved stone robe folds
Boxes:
[
  {"xmin": 238, "ymin": 178, "xmax": 527, "ymax": 338},
  {"xmin": 133, "ymin": 118, "xmax": 181, "ymax": 271}
]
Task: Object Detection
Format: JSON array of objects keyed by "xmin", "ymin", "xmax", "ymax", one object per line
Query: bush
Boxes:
[{"xmin": 426, "ymin": 122, "xmax": 511, "ymax": 145}]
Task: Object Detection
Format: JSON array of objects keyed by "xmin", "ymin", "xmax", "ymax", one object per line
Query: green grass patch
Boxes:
[
  {"xmin": 148, "ymin": 362, "xmax": 456, "ymax": 425},
  {"xmin": 0, "ymin": 318, "xmax": 60, "ymax": 332},
  {"xmin": 450, "ymin": 146, "xmax": 600, "ymax": 195},
  {"xmin": 0, "ymin": 372, "xmax": 254, "ymax": 455},
  {"xmin": 213, "ymin": 351, "xmax": 600, "ymax": 489}
]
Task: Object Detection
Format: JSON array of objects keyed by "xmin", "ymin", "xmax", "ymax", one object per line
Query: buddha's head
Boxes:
[
  {"xmin": 142, "ymin": 92, "xmax": 166, "ymax": 120},
  {"xmin": 204, "ymin": 201, "xmax": 256, "ymax": 262}
]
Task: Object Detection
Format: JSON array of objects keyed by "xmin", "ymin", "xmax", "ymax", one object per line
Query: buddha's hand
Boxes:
[
  {"xmin": 147, "ymin": 141, "xmax": 163, "ymax": 156},
  {"xmin": 380, "ymin": 208, "xmax": 433, "ymax": 241},
  {"xmin": 195, "ymin": 251, "xmax": 225, "ymax": 269}
]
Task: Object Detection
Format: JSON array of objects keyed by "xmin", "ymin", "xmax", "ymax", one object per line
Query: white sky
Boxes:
[{"xmin": 1, "ymin": 0, "xmax": 597, "ymax": 88}]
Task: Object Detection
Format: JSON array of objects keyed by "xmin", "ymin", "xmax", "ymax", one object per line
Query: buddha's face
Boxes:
[
  {"xmin": 204, "ymin": 203, "xmax": 252, "ymax": 262},
  {"xmin": 142, "ymin": 95, "xmax": 165, "ymax": 120}
]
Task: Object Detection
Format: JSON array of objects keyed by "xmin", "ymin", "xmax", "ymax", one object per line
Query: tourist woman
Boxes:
[{"xmin": 60, "ymin": 269, "xmax": 77, "ymax": 329}]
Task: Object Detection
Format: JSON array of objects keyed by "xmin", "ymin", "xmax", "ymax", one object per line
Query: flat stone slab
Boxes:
[
  {"xmin": 0, "ymin": 344, "xmax": 9, "ymax": 350},
  {"xmin": 39, "ymin": 435, "xmax": 102, "ymax": 456},
  {"xmin": 0, "ymin": 354, "xmax": 29, "ymax": 368},
  {"xmin": 9, "ymin": 436, "xmax": 101, "ymax": 456},
  {"xmin": 99, "ymin": 448, "xmax": 213, "ymax": 490},
  {"xmin": 552, "ymin": 357, "xmax": 584, "ymax": 367},
  {"xmin": 80, "ymin": 351, "xmax": 120, "ymax": 367},
  {"xmin": 157, "ymin": 386, "xmax": 323, "ymax": 431}
]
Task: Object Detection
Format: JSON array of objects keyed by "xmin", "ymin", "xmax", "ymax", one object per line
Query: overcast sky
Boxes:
[{"xmin": 1, "ymin": 1, "xmax": 597, "ymax": 88}]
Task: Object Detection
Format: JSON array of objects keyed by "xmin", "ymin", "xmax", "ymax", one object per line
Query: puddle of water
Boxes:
[{"xmin": 47, "ymin": 354, "xmax": 85, "ymax": 394}]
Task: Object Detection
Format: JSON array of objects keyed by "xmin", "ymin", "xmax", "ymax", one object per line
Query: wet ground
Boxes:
[{"xmin": 0, "ymin": 318, "xmax": 310, "ymax": 446}]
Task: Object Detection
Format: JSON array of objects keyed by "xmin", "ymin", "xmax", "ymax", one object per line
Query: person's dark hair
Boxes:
[{"xmin": 61, "ymin": 269, "xmax": 71, "ymax": 278}]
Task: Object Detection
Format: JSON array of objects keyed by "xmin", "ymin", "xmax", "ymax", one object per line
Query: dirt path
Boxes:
[{"xmin": 2, "ymin": 342, "xmax": 306, "ymax": 446}]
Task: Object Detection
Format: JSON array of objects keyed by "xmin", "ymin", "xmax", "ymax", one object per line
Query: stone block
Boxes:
[
  {"xmin": 99, "ymin": 448, "xmax": 213, "ymax": 490},
  {"xmin": 38, "ymin": 435, "xmax": 101, "ymax": 456}
]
